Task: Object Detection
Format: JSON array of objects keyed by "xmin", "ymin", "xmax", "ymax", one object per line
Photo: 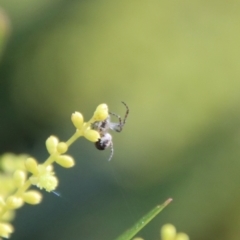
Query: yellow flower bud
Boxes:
[
  {"xmin": 6, "ymin": 196, "xmax": 23, "ymax": 209},
  {"xmin": 1, "ymin": 210, "xmax": 15, "ymax": 222},
  {"xmin": 0, "ymin": 222, "xmax": 14, "ymax": 239},
  {"xmin": 46, "ymin": 164, "xmax": 54, "ymax": 171},
  {"xmin": 25, "ymin": 158, "xmax": 39, "ymax": 175},
  {"xmin": 55, "ymin": 155, "xmax": 75, "ymax": 168},
  {"xmin": 175, "ymin": 233, "xmax": 190, "ymax": 240},
  {"xmin": 71, "ymin": 112, "xmax": 84, "ymax": 129},
  {"xmin": 92, "ymin": 104, "xmax": 108, "ymax": 121},
  {"xmin": 161, "ymin": 224, "xmax": 176, "ymax": 240},
  {"xmin": 46, "ymin": 136, "xmax": 59, "ymax": 154},
  {"xmin": 23, "ymin": 191, "xmax": 42, "ymax": 205},
  {"xmin": 1, "ymin": 153, "xmax": 27, "ymax": 173},
  {"xmin": 0, "ymin": 197, "xmax": 5, "ymax": 207},
  {"xmin": 84, "ymin": 129, "xmax": 100, "ymax": 142},
  {"xmin": 13, "ymin": 170, "xmax": 26, "ymax": 188},
  {"xmin": 57, "ymin": 142, "xmax": 68, "ymax": 154}
]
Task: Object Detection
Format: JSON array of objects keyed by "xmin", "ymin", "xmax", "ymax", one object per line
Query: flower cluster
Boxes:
[
  {"xmin": 133, "ymin": 224, "xmax": 189, "ymax": 240},
  {"xmin": 160, "ymin": 224, "xmax": 189, "ymax": 240},
  {"xmin": 0, "ymin": 104, "xmax": 109, "ymax": 239},
  {"xmin": 0, "ymin": 153, "xmax": 29, "ymax": 239}
]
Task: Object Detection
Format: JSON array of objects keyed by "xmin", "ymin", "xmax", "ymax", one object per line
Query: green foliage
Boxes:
[
  {"xmin": 0, "ymin": 8, "xmax": 9, "ymax": 58},
  {"xmin": 115, "ymin": 199, "xmax": 172, "ymax": 240}
]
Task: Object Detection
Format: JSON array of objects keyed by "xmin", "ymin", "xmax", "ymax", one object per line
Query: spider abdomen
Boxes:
[{"xmin": 95, "ymin": 133, "xmax": 112, "ymax": 150}]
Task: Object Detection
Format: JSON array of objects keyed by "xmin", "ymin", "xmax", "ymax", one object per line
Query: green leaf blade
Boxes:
[{"xmin": 115, "ymin": 198, "xmax": 173, "ymax": 240}]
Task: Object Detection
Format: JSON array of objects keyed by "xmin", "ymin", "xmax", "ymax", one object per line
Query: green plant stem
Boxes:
[{"xmin": 66, "ymin": 130, "xmax": 82, "ymax": 147}]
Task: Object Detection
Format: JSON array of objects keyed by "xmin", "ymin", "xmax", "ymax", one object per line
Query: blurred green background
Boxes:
[{"xmin": 1, "ymin": 0, "xmax": 240, "ymax": 239}]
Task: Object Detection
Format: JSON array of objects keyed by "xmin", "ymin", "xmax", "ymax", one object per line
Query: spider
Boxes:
[{"xmin": 92, "ymin": 101, "xmax": 129, "ymax": 161}]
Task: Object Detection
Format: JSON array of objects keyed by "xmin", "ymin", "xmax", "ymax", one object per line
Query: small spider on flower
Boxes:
[{"xmin": 91, "ymin": 101, "xmax": 129, "ymax": 161}]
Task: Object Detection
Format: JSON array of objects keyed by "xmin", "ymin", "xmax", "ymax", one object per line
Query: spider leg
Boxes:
[
  {"xmin": 109, "ymin": 111, "xmax": 123, "ymax": 132},
  {"xmin": 108, "ymin": 141, "xmax": 114, "ymax": 161},
  {"xmin": 109, "ymin": 102, "xmax": 129, "ymax": 132},
  {"xmin": 121, "ymin": 101, "xmax": 129, "ymax": 126},
  {"xmin": 109, "ymin": 112, "xmax": 122, "ymax": 124}
]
